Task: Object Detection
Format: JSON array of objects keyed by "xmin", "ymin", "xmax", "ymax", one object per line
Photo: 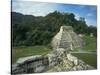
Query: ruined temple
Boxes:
[
  {"xmin": 12, "ymin": 26, "xmax": 94, "ymax": 74},
  {"xmin": 51, "ymin": 26, "xmax": 83, "ymax": 51}
]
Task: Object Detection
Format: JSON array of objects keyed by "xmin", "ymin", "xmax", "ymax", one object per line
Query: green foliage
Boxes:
[
  {"xmin": 87, "ymin": 26, "xmax": 97, "ymax": 37},
  {"xmin": 12, "ymin": 11, "xmax": 97, "ymax": 46}
]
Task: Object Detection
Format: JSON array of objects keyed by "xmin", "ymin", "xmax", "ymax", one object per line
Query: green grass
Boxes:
[
  {"xmin": 82, "ymin": 35, "xmax": 97, "ymax": 52},
  {"xmin": 72, "ymin": 53, "xmax": 97, "ymax": 68},
  {"xmin": 71, "ymin": 35, "xmax": 97, "ymax": 68},
  {"xmin": 12, "ymin": 46, "xmax": 51, "ymax": 64}
]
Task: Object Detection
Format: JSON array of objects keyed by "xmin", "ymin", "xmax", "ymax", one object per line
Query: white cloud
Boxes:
[
  {"xmin": 87, "ymin": 13, "xmax": 93, "ymax": 17},
  {"xmin": 12, "ymin": 1, "xmax": 59, "ymax": 16},
  {"xmin": 85, "ymin": 18, "xmax": 97, "ymax": 26},
  {"xmin": 78, "ymin": 5, "xmax": 86, "ymax": 9},
  {"xmin": 75, "ymin": 13, "xmax": 80, "ymax": 20}
]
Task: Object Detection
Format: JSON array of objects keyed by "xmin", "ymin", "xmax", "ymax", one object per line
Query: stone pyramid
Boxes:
[{"xmin": 51, "ymin": 26, "xmax": 83, "ymax": 51}]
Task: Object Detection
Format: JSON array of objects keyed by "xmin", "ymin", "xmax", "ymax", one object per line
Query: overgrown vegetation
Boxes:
[{"xmin": 12, "ymin": 11, "xmax": 97, "ymax": 47}]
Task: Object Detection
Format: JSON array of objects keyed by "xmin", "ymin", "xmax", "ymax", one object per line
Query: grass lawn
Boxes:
[
  {"xmin": 71, "ymin": 35, "xmax": 97, "ymax": 68},
  {"xmin": 82, "ymin": 35, "xmax": 97, "ymax": 52},
  {"xmin": 12, "ymin": 46, "xmax": 51, "ymax": 64},
  {"xmin": 72, "ymin": 53, "xmax": 97, "ymax": 68}
]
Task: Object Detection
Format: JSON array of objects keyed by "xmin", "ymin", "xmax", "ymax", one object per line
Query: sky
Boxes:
[{"xmin": 12, "ymin": 0, "xmax": 97, "ymax": 26}]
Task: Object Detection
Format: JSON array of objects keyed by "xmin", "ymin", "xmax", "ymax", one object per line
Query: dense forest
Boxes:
[{"xmin": 11, "ymin": 11, "xmax": 97, "ymax": 46}]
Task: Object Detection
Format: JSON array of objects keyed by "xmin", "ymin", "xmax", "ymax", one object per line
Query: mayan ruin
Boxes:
[{"xmin": 12, "ymin": 26, "xmax": 95, "ymax": 74}]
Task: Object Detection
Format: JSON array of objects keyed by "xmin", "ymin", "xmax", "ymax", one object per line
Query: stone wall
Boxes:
[{"xmin": 12, "ymin": 55, "xmax": 49, "ymax": 74}]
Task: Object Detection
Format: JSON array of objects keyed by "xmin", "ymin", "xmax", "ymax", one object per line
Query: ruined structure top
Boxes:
[{"xmin": 60, "ymin": 26, "xmax": 73, "ymax": 32}]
